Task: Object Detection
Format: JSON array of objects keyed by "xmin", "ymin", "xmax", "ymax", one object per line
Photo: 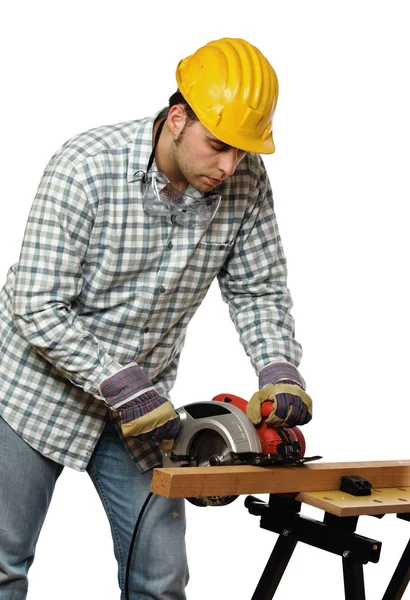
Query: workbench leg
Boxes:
[
  {"xmin": 250, "ymin": 534, "xmax": 298, "ymax": 600},
  {"xmin": 342, "ymin": 559, "xmax": 365, "ymax": 600},
  {"xmin": 382, "ymin": 538, "xmax": 410, "ymax": 600}
]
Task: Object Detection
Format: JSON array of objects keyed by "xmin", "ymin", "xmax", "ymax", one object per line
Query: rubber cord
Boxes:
[{"xmin": 124, "ymin": 491, "xmax": 154, "ymax": 600}]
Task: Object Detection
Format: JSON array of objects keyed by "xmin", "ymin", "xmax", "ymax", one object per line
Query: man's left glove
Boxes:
[
  {"xmin": 246, "ymin": 362, "xmax": 312, "ymax": 428},
  {"xmin": 100, "ymin": 364, "xmax": 180, "ymax": 448}
]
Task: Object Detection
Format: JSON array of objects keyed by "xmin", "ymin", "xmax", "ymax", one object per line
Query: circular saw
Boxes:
[{"xmin": 162, "ymin": 393, "xmax": 321, "ymax": 507}]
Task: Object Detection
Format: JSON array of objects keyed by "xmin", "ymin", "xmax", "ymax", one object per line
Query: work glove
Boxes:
[
  {"xmin": 100, "ymin": 364, "xmax": 180, "ymax": 448},
  {"xmin": 246, "ymin": 362, "xmax": 312, "ymax": 428}
]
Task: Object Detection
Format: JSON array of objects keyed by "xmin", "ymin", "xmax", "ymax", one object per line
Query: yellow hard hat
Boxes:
[{"xmin": 176, "ymin": 37, "xmax": 278, "ymax": 154}]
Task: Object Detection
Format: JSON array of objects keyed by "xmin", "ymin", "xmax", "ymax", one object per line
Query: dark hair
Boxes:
[{"xmin": 168, "ymin": 90, "xmax": 198, "ymax": 121}]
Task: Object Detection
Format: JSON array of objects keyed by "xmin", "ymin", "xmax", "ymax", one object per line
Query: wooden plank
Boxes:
[
  {"xmin": 150, "ymin": 460, "xmax": 410, "ymax": 499},
  {"xmin": 297, "ymin": 486, "xmax": 410, "ymax": 517}
]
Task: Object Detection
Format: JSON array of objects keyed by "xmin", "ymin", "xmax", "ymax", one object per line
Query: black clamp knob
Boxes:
[{"xmin": 340, "ymin": 475, "xmax": 372, "ymax": 496}]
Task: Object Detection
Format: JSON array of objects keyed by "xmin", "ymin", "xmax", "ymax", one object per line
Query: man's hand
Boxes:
[
  {"xmin": 247, "ymin": 383, "xmax": 312, "ymax": 428},
  {"xmin": 117, "ymin": 389, "xmax": 180, "ymax": 442},
  {"xmin": 99, "ymin": 365, "xmax": 180, "ymax": 446},
  {"xmin": 249, "ymin": 362, "xmax": 312, "ymax": 428}
]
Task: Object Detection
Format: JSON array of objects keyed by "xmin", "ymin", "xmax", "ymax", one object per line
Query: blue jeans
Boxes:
[{"xmin": 0, "ymin": 416, "xmax": 189, "ymax": 599}]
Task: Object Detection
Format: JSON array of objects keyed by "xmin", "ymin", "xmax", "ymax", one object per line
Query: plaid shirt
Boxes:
[{"xmin": 0, "ymin": 112, "xmax": 302, "ymax": 473}]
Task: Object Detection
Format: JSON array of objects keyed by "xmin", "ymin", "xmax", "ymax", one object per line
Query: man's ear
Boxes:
[{"xmin": 167, "ymin": 104, "xmax": 188, "ymax": 137}]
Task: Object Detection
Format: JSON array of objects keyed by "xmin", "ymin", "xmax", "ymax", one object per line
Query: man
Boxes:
[{"xmin": 0, "ymin": 37, "xmax": 312, "ymax": 599}]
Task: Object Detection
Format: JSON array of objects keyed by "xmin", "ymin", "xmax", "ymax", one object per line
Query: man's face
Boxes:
[{"xmin": 172, "ymin": 118, "xmax": 247, "ymax": 193}]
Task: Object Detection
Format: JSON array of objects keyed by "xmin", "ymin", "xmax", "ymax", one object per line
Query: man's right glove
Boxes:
[
  {"xmin": 246, "ymin": 382, "xmax": 312, "ymax": 428},
  {"xmin": 100, "ymin": 364, "xmax": 180, "ymax": 448}
]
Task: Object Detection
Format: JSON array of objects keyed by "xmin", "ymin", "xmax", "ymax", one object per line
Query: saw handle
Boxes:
[
  {"xmin": 212, "ymin": 394, "xmax": 275, "ymax": 419},
  {"xmin": 260, "ymin": 400, "xmax": 275, "ymax": 419},
  {"xmin": 212, "ymin": 393, "xmax": 248, "ymax": 412},
  {"xmin": 212, "ymin": 393, "xmax": 306, "ymax": 456}
]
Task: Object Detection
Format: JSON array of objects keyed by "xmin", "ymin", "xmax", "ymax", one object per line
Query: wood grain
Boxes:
[{"xmin": 150, "ymin": 460, "xmax": 410, "ymax": 499}]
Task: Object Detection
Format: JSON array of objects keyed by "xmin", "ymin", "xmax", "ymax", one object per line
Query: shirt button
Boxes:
[
  {"xmin": 159, "ymin": 286, "xmax": 166, "ymax": 294},
  {"xmin": 219, "ymin": 245, "xmax": 225, "ymax": 250},
  {"xmin": 168, "ymin": 242, "xmax": 173, "ymax": 249},
  {"xmin": 144, "ymin": 327, "xmax": 150, "ymax": 333}
]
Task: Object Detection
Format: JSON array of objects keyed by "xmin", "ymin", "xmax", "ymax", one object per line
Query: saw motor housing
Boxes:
[{"xmin": 213, "ymin": 393, "xmax": 306, "ymax": 457}]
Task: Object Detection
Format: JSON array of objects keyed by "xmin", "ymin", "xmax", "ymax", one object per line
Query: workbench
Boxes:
[{"xmin": 151, "ymin": 460, "xmax": 410, "ymax": 599}]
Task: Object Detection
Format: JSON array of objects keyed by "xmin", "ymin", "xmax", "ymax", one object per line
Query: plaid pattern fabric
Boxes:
[
  {"xmin": 259, "ymin": 362, "xmax": 305, "ymax": 389},
  {"xmin": 115, "ymin": 389, "xmax": 170, "ymax": 422},
  {"xmin": 273, "ymin": 392, "xmax": 312, "ymax": 426},
  {"xmin": 99, "ymin": 364, "xmax": 155, "ymax": 409},
  {"xmin": 0, "ymin": 112, "xmax": 303, "ymax": 473}
]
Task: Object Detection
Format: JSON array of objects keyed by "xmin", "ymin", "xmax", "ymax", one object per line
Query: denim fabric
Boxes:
[
  {"xmin": 0, "ymin": 416, "xmax": 64, "ymax": 598},
  {"xmin": 87, "ymin": 421, "xmax": 189, "ymax": 599},
  {"xmin": 0, "ymin": 416, "xmax": 188, "ymax": 599}
]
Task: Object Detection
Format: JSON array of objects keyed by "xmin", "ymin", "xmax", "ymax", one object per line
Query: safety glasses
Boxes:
[{"xmin": 137, "ymin": 170, "xmax": 221, "ymax": 228}]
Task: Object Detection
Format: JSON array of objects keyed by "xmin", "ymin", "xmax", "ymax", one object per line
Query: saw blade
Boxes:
[
  {"xmin": 187, "ymin": 430, "xmax": 238, "ymax": 507},
  {"xmin": 190, "ymin": 430, "xmax": 235, "ymax": 467}
]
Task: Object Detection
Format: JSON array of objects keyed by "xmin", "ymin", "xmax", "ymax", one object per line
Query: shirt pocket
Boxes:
[
  {"xmin": 197, "ymin": 240, "xmax": 234, "ymax": 256},
  {"xmin": 181, "ymin": 239, "xmax": 235, "ymax": 300}
]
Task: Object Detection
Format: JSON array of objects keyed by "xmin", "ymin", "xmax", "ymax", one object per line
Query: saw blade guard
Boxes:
[
  {"xmin": 162, "ymin": 401, "xmax": 262, "ymax": 507},
  {"xmin": 162, "ymin": 401, "xmax": 262, "ymax": 468}
]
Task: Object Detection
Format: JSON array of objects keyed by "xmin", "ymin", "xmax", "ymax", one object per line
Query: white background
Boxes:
[{"xmin": 1, "ymin": 1, "xmax": 409, "ymax": 598}]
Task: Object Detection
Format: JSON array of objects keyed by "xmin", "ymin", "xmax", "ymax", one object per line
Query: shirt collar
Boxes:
[{"xmin": 127, "ymin": 110, "xmax": 163, "ymax": 183}]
